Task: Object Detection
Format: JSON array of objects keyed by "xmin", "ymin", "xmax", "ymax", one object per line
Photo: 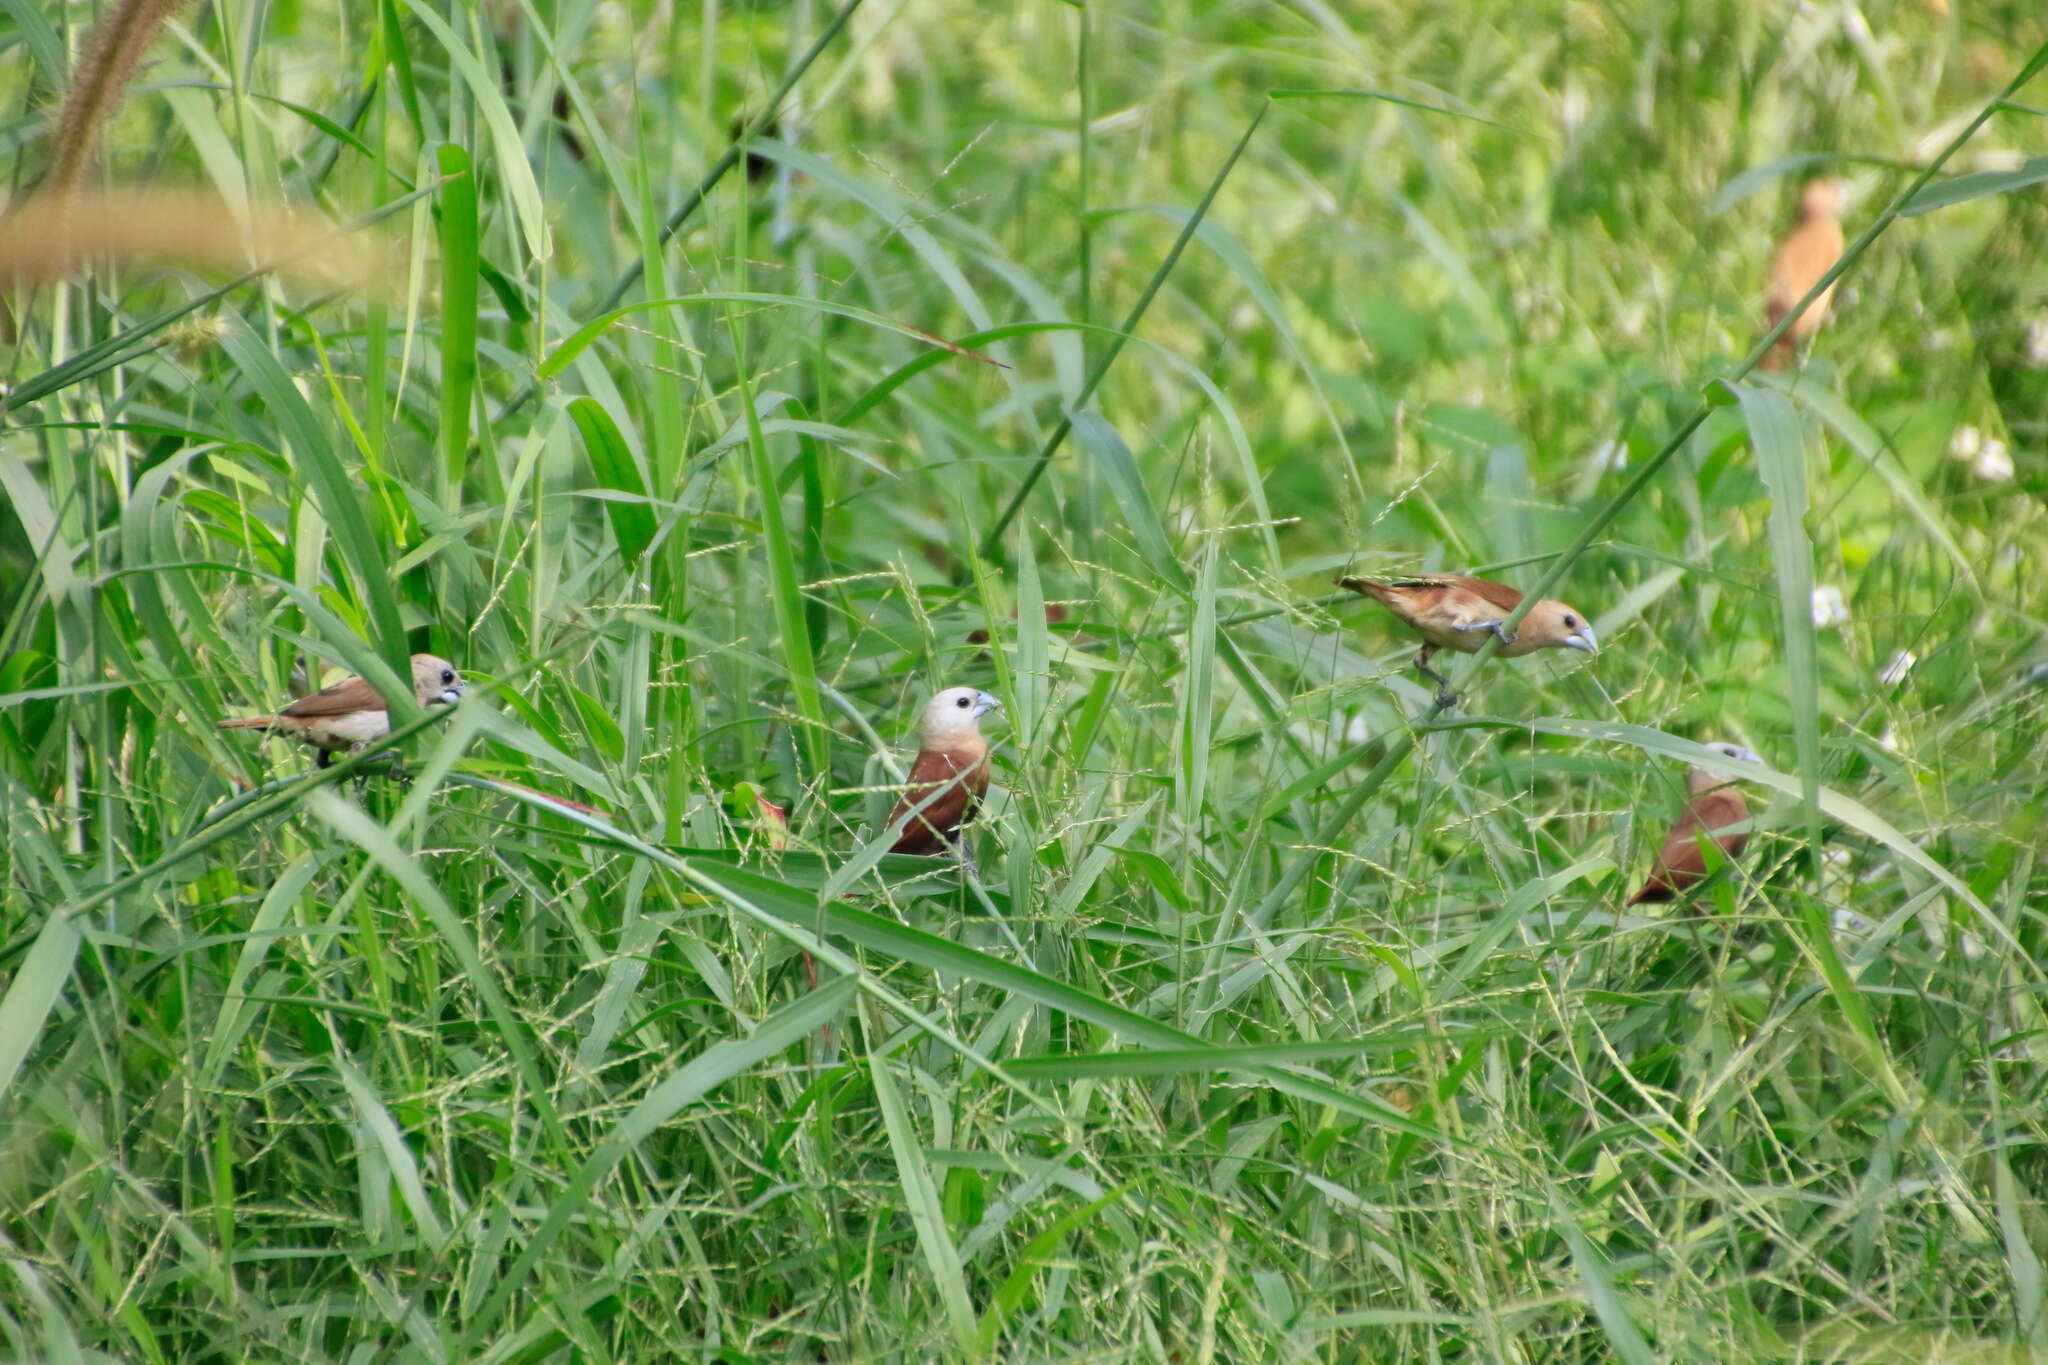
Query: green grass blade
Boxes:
[
  {"xmin": 1901, "ymin": 154, "xmax": 2048, "ymax": 215},
  {"xmin": 566, "ymin": 396, "xmax": 656, "ymax": 563},
  {"xmin": 1730, "ymin": 379, "xmax": 1822, "ymax": 883},
  {"xmin": 218, "ymin": 325, "xmax": 409, "ymax": 675},
  {"xmin": 435, "ymin": 142, "xmax": 480, "ymax": 501},
  {"xmin": 464, "ymin": 978, "xmax": 857, "ymax": 1349},
  {"xmin": 1546, "ymin": 1187, "xmax": 1659, "ymax": 1365},
  {"xmin": 870, "ymin": 1029, "xmax": 980, "ymax": 1355},
  {"xmin": 400, "ymin": 0, "xmax": 551, "ymax": 261}
]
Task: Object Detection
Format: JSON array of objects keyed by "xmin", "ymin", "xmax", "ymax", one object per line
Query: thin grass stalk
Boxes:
[{"xmin": 977, "ymin": 100, "xmax": 1270, "ymax": 562}]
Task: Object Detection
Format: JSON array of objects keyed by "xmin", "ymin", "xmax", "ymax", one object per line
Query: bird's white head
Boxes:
[
  {"xmin": 1701, "ymin": 741, "xmax": 1761, "ymax": 765},
  {"xmin": 920, "ymin": 686, "xmax": 1000, "ymax": 743},
  {"xmin": 1687, "ymin": 740, "xmax": 1761, "ymax": 794},
  {"xmin": 1799, "ymin": 178, "xmax": 1844, "ymax": 220}
]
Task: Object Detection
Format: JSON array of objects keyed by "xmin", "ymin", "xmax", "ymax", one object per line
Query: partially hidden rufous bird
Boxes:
[
  {"xmin": 1762, "ymin": 178, "xmax": 1844, "ymax": 370},
  {"xmin": 1336, "ymin": 574, "xmax": 1597, "ymax": 709},
  {"xmin": 1628, "ymin": 742, "xmax": 1761, "ymax": 904},
  {"xmin": 886, "ymin": 686, "xmax": 1000, "ymax": 855},
  {"xmin": 218, "ymin": 653, "xmax": 466, "ymax": 767}
]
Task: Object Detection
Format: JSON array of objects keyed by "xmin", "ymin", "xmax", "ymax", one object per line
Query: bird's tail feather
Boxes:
[{"xmin": 1335, "ymin": 575, "xmax": 1395, "ymax": 604}]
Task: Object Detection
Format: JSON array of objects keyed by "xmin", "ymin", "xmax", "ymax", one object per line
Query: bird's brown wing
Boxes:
[
  {"xmin": 1341, "ymin": 577, "xmax": 1501, "ymax": 650},
  {"xmin": 278, "ymin": 672, "xmax": 382, "ymax": 718},
  {"xmin": 1628, "ymin": 789, "xmax": 1750, "ymax": 904},
  {"xmin": 887, "ymin": 746, "xmax": 989, "ymax": 854},
  {"xmin": 1441, "ymin": 576, "xmax": 1525, "ymax": 613}
]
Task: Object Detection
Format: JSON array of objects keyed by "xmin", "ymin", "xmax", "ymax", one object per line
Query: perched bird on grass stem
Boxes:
[
  {"xmin": 1336, "ymin": 574, "xmax": 1596, "ymax": 710},
  {"xmin": 1761, "ymin": 179, "xmax": 1844, "ymax": 371},
  {"xmin": 1628, "ymin": 742, "xmax": 1761, "ymax": 904},
  {"xmin": 886, "ymin": 686, "xmax": 999, "ymax": 856},
  {"xmin": 218, "ymin": 654, "xmax": 465, "ymax": 768}
]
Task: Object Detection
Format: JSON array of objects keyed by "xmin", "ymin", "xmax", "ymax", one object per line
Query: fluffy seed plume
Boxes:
[{"xmin": 44, "ymin": 0, "xmax": 198, "ymax": 195}]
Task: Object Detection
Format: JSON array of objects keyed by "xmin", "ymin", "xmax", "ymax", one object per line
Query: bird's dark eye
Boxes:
[
  {"xmin": 1563, "ymin": 614, "xmax": 1578, "ymax": 628},
  {"xmin": 956, "ymin": 696, "xmax": 970, "ymax": 707},
  {"xmin": 441, "ymin": 669, "xmax": 455, "ymax": 685}
]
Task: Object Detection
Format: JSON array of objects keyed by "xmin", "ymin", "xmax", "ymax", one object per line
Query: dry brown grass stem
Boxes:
[{"xmin": 0, "ymin": 188, "xmax": 395, "ymax": 296}]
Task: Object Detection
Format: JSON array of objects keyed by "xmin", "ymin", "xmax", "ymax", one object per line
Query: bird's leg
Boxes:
[
  {"xmin": 957, "ymin": 836, "xmax": 980, "ymax": 881},
  {"xmin": 1414, "ymin": 647, "xmax": 1457, "ymax": 712},
  {"xmin": 1453, "ymin": 618, "xmax": 1517, "ymax": 648}
]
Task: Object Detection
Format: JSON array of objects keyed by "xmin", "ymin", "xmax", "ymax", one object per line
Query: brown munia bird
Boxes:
[
  {"xmin": 218, "ymin": 654, "xmax": 466, "ymax": 767},
  {"xmin": 1628, "ymin": 742, "xmax": 1761, "ymax": 904},
  {"xmin": 1336, "ymin": 574, "xmax": 1597, "ymax": 710},
  {"xmin": 885, "ymin": 686, "xmax": 1000, "ymax": 855},
  {"xmin": 1761, "ymin": 178, "xmax": 1844, "ymax": 370}
]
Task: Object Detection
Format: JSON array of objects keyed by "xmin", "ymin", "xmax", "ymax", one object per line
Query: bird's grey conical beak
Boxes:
[
  {"xmin": 1565, "ymin": 626, "xmax": 1597, "ymax": 654},
  {"xmin": 973, "ymin": 691, "xmax": 1001, "ymax": 718}
]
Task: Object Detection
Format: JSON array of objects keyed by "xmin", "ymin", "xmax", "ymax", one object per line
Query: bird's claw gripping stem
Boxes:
[{"xmin": 1454, "ymin": 619, "xmax": 1517, "ymax": 647}]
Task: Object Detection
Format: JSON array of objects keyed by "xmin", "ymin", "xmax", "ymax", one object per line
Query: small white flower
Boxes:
[
  {"xmin": 1344, "ymin": 710, "xmax": 1372, "ymax": 745},
  {"xmin": 1559, "ymin": 85, "xmax": 1590, "ymax": 132},
  {"xmin": 1590, "ymin": 439, "xmax": 1628, "ymax": 472},
  {"xmin": 2015, "ymin": 315, "xmax": 2048, "ymax": 368},
  {"xmin": 1811, "ymin": 585, "xmax": 1850, "ymax": 629},
  {"xmin": 1229, "ymin": 302, "xmax": 1261, "ymax": 334},
  {"xmin": 1972, "ymin": 438, "xmax": 2014, "ymax": 483},
  {"xmin": 1947, "ymin": 425, "xmax": 1984, "ymax": 461},
  {"xmin": 1878, "ymin": 725, "xmax": 1902, "ymax": 753},
  {"xmin": 1919, "ymin": 905, "xmax": 1988, "ymax": 962},
  {"xmin": 2026, "ymin": 316, "xmax": 2048, "ymax": 369},
  {"xmin": 1878, "ymin": 650, "xmax": 1916, "ymax": 686},
  {"xmin": 1614, "ymin": 302, "xmax": 1650, "ymax": 343},
  {"xmin": 1832, "ymin": 908, "xmax": 1875, "ymax": 939}
]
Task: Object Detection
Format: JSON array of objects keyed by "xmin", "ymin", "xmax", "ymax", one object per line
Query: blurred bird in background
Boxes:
[
  {"xmin": 1762, "ymin": 178, "xmax": 1845, "ymax": 370},
  {"xmin": 1628, "ymin": 741, "xmax": 1762, "ymax": 904}
]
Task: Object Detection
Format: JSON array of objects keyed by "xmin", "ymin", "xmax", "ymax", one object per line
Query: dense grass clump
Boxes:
[{"xmin": 2, "ymin": 0, "xmax": 2045, "ymax": 1358}]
